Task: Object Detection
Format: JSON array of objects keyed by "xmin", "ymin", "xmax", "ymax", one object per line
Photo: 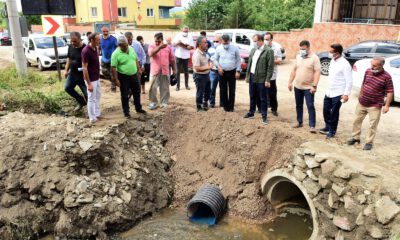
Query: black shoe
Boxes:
[
  {"xmin": 137, "ymin": 109, "xmax": 147, "ymax": 114},
  {"xmin": 319, "ymin": 127, "xmax": 329, "ymax": 135},
  {"xmin": 326, "ymin": 133, "xmax": 335, "ymax": 139},
  {"xmin": 124, "ymin": 114, "xmax": 131, "ymax": 119},
  {"xmin": 272, "ymin": 111, "xmax": 278, "ymax": 117},
  {"xmin": 262, "ymin": 117, "xmax": 268, "ymax": 125},
  {"xmin": 347, "ymin": 138, "xmax": 360, "ymax": 145},
  {"xmin": 197, "ymin": 106, "xmax": 204, "ymax": 112},
  {"xmin": 210, "ymin": 104, "xmax": 215, "ymax": 108},
  {"xmin": 244, "ymin": 113, "xmax": 255, "ymax": 119},
  {"xmin": 203, "ymin": 103, "xmax": 209, "ymax": 111},
  {"xmin": 363, "ymin": 143, "xmax": 373, "ymax": 151},
  {"xmin": 292, "ymin": 122, "xmax": 303, "ymax": 128}
]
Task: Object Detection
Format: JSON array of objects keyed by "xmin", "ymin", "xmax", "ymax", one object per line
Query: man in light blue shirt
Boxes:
[
  {"xmin": 124, "ymin": 32, "xmax": 146, "ymax": 68},
  {"xmin": 213, "ymin": 34, "xmax": 241, "ymax": 112}
]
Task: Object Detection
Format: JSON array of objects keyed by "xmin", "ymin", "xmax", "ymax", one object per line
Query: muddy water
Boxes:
[{"xmin": 117, "ymin": 208, "xmax": 313, "ymax": 240}]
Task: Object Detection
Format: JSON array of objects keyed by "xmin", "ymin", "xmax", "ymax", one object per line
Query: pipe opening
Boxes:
[
  {"xmin": 187, "ymin": 202, "xmax": 217, "ymax": 225},
  {"xmin": 270, "ymin": 181, "xmax": 310, "ymax": 210}
]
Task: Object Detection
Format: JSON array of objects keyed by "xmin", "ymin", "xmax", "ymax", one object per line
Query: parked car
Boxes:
[
  {"xmin": 22, "ymin": 35, "xmax": 68, "ymax": 71},
  {"xmin": 318, "ymin": 40, "xmax": 400, "ymax": 76},
  {"xmin": 215, "ymin": 29, "xmax": 286, "ymax": 61},
  {"xmin": 0, "ymin": 32, "xmax": 12, "ymax": 46},
  {"xmin": 352, "ymin": 55, "xmax": 400, "ymax": 103}
]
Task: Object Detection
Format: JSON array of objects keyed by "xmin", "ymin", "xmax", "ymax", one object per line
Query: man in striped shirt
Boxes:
[{"xmin": 347, "ymin": 57, "xmax": 394, "ymax": 150}]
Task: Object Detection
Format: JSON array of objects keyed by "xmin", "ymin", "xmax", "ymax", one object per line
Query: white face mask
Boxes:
[
  {"xmin": 299, "ymin": 49, "xmax": 308, "ymax": 58},
  {"xmin": 264, "ymin": 40, "xmax": 270, "ymax": 46},
  {"xmin": 223, "ymin": 44, "xmax": 229, "ymax": 50},
  {"xmin": 214, "ymin": 42, "xmax": 220, "ymax": 48},
  {"xmin": 182, "ymin": 32, "xmax": 188, "ymax": 37},
  {"xmin": 252, "ymin": 42, "xmax": 258, "ymax": 49}
]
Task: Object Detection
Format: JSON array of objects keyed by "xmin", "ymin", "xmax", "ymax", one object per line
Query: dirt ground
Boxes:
[{"xmin": 1, "ymin": 45, "xmax": 399, "ymax": 238}]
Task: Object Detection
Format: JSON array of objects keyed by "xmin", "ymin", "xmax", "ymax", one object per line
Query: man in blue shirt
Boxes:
[
  {"xmin": 124, "ymin": 32, "xmax": 146, "ymax": 94},
  {"xmin": 213, "ymin": 34, "xmax": 241, "ymax": 112},
  {"xmin": 100, "ymin": 27, "xmax": 118, "ymax": 92}
]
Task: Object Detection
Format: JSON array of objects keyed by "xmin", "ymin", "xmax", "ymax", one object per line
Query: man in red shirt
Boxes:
[{"xmin": 347, "ymin": 57, "xmax": 394, "ymax": 150}]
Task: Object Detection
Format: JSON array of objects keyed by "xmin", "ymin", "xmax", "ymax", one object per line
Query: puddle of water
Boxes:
[{"xmin": 117, "ymin": 208, "xmax": 313, "ymax": 240}]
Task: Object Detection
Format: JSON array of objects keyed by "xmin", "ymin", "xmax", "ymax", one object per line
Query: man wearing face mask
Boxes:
[
  {"xmin": 320, "ymin": 44, "xmax": 352, "ymax": 139},
  {"xmin": 288, "ymin": 40, "xmax": 321, "ymax": 133},
  {"xmin": 213, "ymin": 34, "xmax": 242, "ymax": 112},
  {"xmin": 347, "ymin": 57, "xmax": 393, "ymax": 151},
  {"xmin": 264, "ymin": 32, "xmax": 282, "ymax": 116},
  {"xmin": 209, "ymin": 35, "xmax": 222, "ymax": 108},
  {"xmin": 173, "ymin": 26, "xmax": 194, "ymax": 91},
  {"xmin": 244, "ymin": 34, "xmax": 274, "ymax": 125}
]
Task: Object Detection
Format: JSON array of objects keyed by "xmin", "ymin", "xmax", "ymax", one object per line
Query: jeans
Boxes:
[
  {"xmin": 65, "ymin": 75, "xmax": 87, "ymax": 106},
  {"xmin": 268, "ymin": 80, "xmax": 278, "ymax": 112},
  {"xmin": 209, "ymin": 70, "xmax": 220, "ymax": 107},
  {"xmin": 87, "ymin": 80, "xmax": 101, "ymax": 122},
  {"xmin": 194, "ymin": 73, "xmax": 211, "ymax": 107},
  {"xmin": 249, "ymin": 74, "xmax": 268, "ymax": 118},
  {"xmin": 118, "ymin": 72, "xmax": 142, "ymax": 116},
  {"xmin": 220, "ymin": 70, "xmax": 236, "ymax": 111},
  {"xmin": 294, "ymin": 87, "xmax": 316, "ymax": 127},
  {"xmin": 323, "ymin": 95, "xmax": 342, "ymax": 135},
  {"xmin": 175, "ymin": 57, "xmax": 189, "ymax": 89}
]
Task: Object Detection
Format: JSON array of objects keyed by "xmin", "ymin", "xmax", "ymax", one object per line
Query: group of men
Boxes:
[{"xmin": 63, "ymin": 27, "xmax": 393, "ymax": 150}]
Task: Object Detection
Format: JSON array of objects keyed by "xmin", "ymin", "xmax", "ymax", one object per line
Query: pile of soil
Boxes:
[
  {"xmin": 0, "ymin": 111, "xmax": 174, "ymax": 239},
  {"xmin": 164, "ymin": 106, "xmax": 308, "ymax": 222}
]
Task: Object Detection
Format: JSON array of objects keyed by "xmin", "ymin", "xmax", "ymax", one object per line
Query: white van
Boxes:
[
  {"xmin": 22, "ymin": 35, "xmax": 68, "ymax": 71},
  {"xmin": 214, "ymin": 29, "xmax": 257, "ymax": 51}
]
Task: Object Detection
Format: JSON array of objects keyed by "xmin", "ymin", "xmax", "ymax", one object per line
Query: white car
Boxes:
[
  {"xmin": 352, "ymin": 55, "xmax": 400, "ymax": 103},
  {"xmin": 22, "ymin": 35, "xmax": 68, "ymax": 71}
]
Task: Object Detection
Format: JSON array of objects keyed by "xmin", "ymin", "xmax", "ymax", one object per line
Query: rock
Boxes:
[
  {"xmin": 357, "ymin": 194, "xmax": 367, "ymax": 204},
  {"xmin": 94, "ymin": 203, "xmax": 102, "ymax": 208},
  {"xmin": 318, "ymin": 176, "xmax": 332, "ymax": 189},
  {"xmin": 368, "ymin": 225, "xmax": 383, "ymax": 239},
  {"xmin": 375, "ymin": 196, "xmax": 400, "ymax": 225},
  {"xmin": 79, "ymin": 141, "xmax": 93, "ymax": 152},
  {"xmin": 313, "ymin": 201, "xmax": 333, "ymax": 219},
  {"xmin": 363, "ymin": 205, "xmax": 374, "ymax": 217},
  {"xmin": 333, "ymin": 166, "xmax": 353, "ymax": 180},
  {"xmin": 115, "ymin": 197, "xmax": 124, "ymax": 204},
  {"xmin": 76, "ymin": 180, "xmax": 88, "ymax": 194},
  {"xmin": 364, "ymin": 190, "xmax": 371, "ymax": 195},
  {"xmin": 321, "ymin": 159, "xmax": 336, "ymax": 175},
  {"xmin": 293, "ymin": 167, "xmax": 307, "ymax": 181},
  {"xmin": 43, "ymin": 143, "xmax": 48, "ymax": 151},
  {"xmin": 328, "ymin": 191, "xmax": 339, "ymax": 209},
  {"xmin": 315, "ymin": 153, "xmax": 329, "ymax": 163},
  {"xmin": 64, "ymin": 195, "xmax": 78, "ymax": 208},
  {"xmin": 121, "ymin": 190, "xmax": 131, "ymax": 204},
  {"xmin": 1, "ymin": 193, "xmax": 21, "ymax": 208},
  {"xmin": 55, "ymin": 144, "xmax": 63, "ymax": 151},
  {"xmin": 92, "ymin": 132, "xmax": 104, "ymax": 140},
  {"xmin": 126, "ymin": 171, "xmax": 132, "ymax": 179},
  {"xmin": 332, "ymin": 183, "xmax": 346, "ymax": 196},
  {"xmin": 305, "ymin": 156, "xmax": 320, "ymax": 169},
  {"xmin": 333, "ymin": 215, "xmax": 355, "ymax": 231},
  {"xmin": 293, "ymin": 154, "xmax": 307, "ymax": 169},
  {"xmin": 344, "ymin": 196, "xmax": 359, "ymax": 213},
  {"xmin": 303, "ymin": 178, "xmax": 321, "ymax": 198},
  {"xmin": 76, "ymin": 194, "xmax": 94, "ymax": 204},
  {"xmin": 335, "ymin": 230, "xmax": 345, "ymax": 240},
  {"xmin": 356, "ymin": 212, "xmax": 364, "ymax": 226},
  {"xmin": 306, "ymin": 169, "xmax": 319, "ymax": 181},
  {"xmin": 109, "ymin": 183, "xmax": 116, "ymax": 196},
  {"xmin": 303, "ymin": 148, "xmax": 315, "ymax": 156},
  {"xmin": 64, "ymin": 141, "xmax": 75, "ymax": 148}
]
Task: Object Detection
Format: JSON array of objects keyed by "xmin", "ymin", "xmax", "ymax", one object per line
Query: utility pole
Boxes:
[{"xmin": 6, "ymin": 0, "xmax": 27, "ymax": 77}]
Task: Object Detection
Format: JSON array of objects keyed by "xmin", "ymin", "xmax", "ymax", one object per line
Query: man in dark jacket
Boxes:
[{"xmin": 244, "ymin": 34, "xmax": 274, "ymax": 125}]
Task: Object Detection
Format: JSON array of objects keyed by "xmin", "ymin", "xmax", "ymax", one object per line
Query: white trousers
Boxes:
[{"xmin": 87, "ymin": 80, "xmax": 101, "ymax": 122}]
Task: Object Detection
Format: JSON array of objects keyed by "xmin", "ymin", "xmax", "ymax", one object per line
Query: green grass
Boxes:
[{"xmin": 0, "ymin": 66, "xmax": 75, "ymax": 114}]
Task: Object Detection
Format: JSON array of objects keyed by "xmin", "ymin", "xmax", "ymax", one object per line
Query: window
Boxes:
[
  {"xmin": 147, "ymin": 8, "xmax": 154, "ymax": 17},
  {"xmin": 90, "ymin": 7, "xmax": 97, "ymax": 17},
  {"xmin": 235, "ymin": 33, "xmax": 250, "ymax": 45},
  {"xmin": 376, "ymin": 43, "xmax": 399, "ymax": 55},
  {"xmin": 347, "ymin": 43, "xmax": 375, "ymax": 54},
  {"xmin": 118, "ymin": 7, "xmax": 127, "ymax": 17},
  {"xmin": 29, "ymin": 39, "xmax": 34, "ymax": 50},
  {"xmin": 390, "ymin": 58, "xmax": 400, "ymax": 68},
  {"xmin": 159, "ymin": 7, "xmax": 170, "ymax": 19}
]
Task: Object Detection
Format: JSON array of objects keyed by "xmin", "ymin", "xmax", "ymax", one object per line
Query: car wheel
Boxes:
[
  {"xmin": 37, "ymin": 59, "xmax": 44, "ymax": 71},
  {"xmin": 320, "ymin": 59, "xmax": 330, "ymax": 76}
]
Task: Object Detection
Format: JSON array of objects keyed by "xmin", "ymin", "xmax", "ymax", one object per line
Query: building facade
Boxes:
[{"xmin": 74, "ymin": 0, "xmax": 182, "ymax": 28}]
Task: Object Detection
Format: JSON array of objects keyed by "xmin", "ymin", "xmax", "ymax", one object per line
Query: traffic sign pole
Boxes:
[{"xmin": 52, "ymin": 36, "xmax": 62, "ymax": 81}]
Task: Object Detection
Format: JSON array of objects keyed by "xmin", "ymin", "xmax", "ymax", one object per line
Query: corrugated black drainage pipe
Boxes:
[{"xmin": 187, "ymin": 184, "xmax": 226, "ymax": 225}]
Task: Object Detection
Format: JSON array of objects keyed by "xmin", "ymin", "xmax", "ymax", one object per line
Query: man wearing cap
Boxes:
[{"xmin": 111, "ymin": 36, "xmax": 146, "ymax": 118}]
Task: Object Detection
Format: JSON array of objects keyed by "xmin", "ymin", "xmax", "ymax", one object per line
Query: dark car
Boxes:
[
  {"xmin": 0, "ymin": 33, "xmax": 12, "ymax": 46},
  {"xmin": 317, "ymin": 40, "xmax": 400, "ymax": 75}
]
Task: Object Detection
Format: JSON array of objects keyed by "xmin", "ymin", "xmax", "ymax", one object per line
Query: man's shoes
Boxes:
[
  {"xmin": 272, "ymin": 111, "xmax": 278, "ymax": 117},
  {"xmin": 203, "ymin": 103, "xmax": 209, "ymax": 111},
  {"xmin": 186, "ymin": 86, "xmax": 190, "ymax": 90},
  {"xmin": 363, "ymin": 143, "xmax": 373, "ymax": 151},
  {"xmin": 310, "ymin": 127, "xmax": 317, "ymax": 134},
  {"xmin": 326, "ymin": 133, "xmax": 335, "ymax": 139},
  {"xmin": 176, "ymin": 87, "xmax": 180, "ymax": 91},
  {"xmin": 319, "ymin": 127, "xmax": 329, "ymax": 135},
  {"xmin": 210, "ymin": 104, "xmax": 215, "ymax": 108},
  {"xmin": 262, "ymin": 117, "xmax": 268, "ymax": 125},
  {"xmin": 347, "ymin": 138, "xmax": 361, "ymax": 145},
  {"xmin": 149, "ymin": 103, "xmax": 157, "ymax": 110},
  {"xmin": 197, "ymin": 105, "xmax": 204, "ymax": 112},
  {"xmin": 74, "ymin": 104, "xmax": 83, "ymax": 112},
  {"xmin": 292, "ymin": 122, "xmax": 303, "ymax": 128},
  {"xmin": 244, "ymin": 113, "xmax": 255, "ymax": 119},
  {"xmin": 137, "ymin": 109, "xmax": 147, "ymax": 114},
  {"xmin": 124, "ymin": 114, "xmax": 131, "ymax": 119}
]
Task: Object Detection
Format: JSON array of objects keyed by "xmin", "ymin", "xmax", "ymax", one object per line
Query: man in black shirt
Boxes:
[{"xmin": 64, "ymin": 32, "xmax": 88, "ymax": 111}]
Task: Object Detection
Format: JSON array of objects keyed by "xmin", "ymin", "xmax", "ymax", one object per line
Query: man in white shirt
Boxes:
[
  {"xmin": 320, "ymin": 43, "xmax": 352, "ymax": 138},
  {"xmin": 173, "ymin": 26, "xmax": 194, "ymax": 91}
]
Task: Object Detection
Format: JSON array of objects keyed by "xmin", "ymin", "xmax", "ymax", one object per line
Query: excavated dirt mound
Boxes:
[
  {"xmin": 0, "ymin": 112, "xmax": 174, "ymax": 239},
  {"xmin": 163, "ymin": 105, "xmax": 309, "ymax": 222}
]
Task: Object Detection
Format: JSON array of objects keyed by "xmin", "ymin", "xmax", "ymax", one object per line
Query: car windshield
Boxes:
[{"xmin": 34, "ymin": 37, "xmax": 66, "ymax": 49}]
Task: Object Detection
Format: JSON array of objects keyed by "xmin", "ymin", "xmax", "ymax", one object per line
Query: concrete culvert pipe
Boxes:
[
  {"xmin": 187, "ymin": 184, "xmax": 226, "ymax": 225},
  {"xmin": 261, "ymin": 170, "xmax": 319, "ymax": 240}
]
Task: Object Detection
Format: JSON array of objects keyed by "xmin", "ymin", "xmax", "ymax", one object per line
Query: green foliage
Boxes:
[
  {"xmin": 184, "ymin": 0, "xmax": 315, "ymax": 31},
  {"xmin": 0, "ymin": 67, "xmax": 74, "ymax": 113}
]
